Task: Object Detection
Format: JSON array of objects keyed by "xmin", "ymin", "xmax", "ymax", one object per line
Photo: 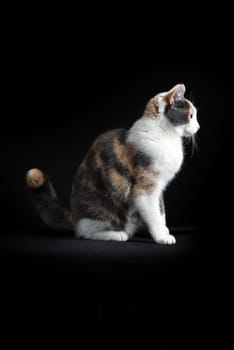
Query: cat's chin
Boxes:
[
  {"xmin": 183, "ymin": 129, "xmax": 198, "ymax": 137},
  {"xmin": 183, "ymin": 131, "xmax": 194, "ymax": 137}
]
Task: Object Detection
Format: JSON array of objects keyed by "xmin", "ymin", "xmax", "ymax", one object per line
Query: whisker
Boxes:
[
  {"xmin": 190, "ymin": 134, "xmax": 199, "ymax": 157},
  {"xmin": 189, "ymin": 91, "xmax": 194, "ymax": 104}
]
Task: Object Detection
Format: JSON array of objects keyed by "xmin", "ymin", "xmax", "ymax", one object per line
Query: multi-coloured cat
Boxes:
[{"xmin": 26, "ymin": 84, "xmax": 199, "ymax": 244}]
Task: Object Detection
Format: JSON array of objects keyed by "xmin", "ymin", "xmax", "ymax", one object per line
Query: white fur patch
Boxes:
[
  {"xmin": 76, "ymin": 218, "xmax": 111, "ymax": 238},
  {"xmin": 76, "ymin": 218, "xmax": 129, "ymax": 241},
  {"xmin": 128, "ymin": 116, "xmax": 184, "ymax": 189},
  {"xmin": 184, "ymin": 112, "xmax": 200, "ymax": 136},
  {"xmin": 133, "ymin": 191, "xmax": 176, "ymax": 244}
]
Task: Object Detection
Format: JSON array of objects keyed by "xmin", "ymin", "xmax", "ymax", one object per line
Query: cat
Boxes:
[{"xmin": 26, "ymin": 84, "xmax": 199, "ymax": 244}]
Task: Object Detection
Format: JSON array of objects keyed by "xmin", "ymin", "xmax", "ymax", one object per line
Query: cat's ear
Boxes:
[
  {"xmin": 143, "ymin": 97, "xmax": 158, "ymax": 117},
  {"xmin": 165, "ymin": 84, "xmax": 185, "ymax": 105}
]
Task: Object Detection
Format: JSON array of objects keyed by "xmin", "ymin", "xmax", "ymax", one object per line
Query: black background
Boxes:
[
  {"xmin": 0, "ymin": 6, "xmax": 232, "ymax": 348},
  {"xmin": 1, "ymin": 6, "xmax": 231, "ymax": 233},
  {"xmin": 1, "ymin": 40, "xmax": 227, "ymax": 233}
]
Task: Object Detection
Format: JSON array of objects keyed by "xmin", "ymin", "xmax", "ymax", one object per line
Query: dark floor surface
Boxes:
[{"xmin": 0, "ymin": 228, "xmax": 218, "ymax": 347}]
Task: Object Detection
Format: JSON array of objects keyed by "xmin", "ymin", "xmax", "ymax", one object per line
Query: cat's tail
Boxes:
[{"xmin": 25, "ymin": 168, "xmax": 74, "ymax": 231}]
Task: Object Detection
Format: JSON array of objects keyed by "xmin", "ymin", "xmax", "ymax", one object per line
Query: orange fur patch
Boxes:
[
  {"xmin": 165, "ymin": 90, "xmax": 175, "ymax": 105},
  {"xmin": 109, "ymin": 168, "xmax": 129, "ymax": 194},
  {"xmin": 164, "ymin": 84, "xmax": 184, "ymax": 105},
  {"xmin": 186, "ymin": 99, "xmax": 196, "ymax": 117},
  {"xmin": 113, "ymin": 138, "xmax": 135, "ymax": 172},
  {"xmin": 132, "ymin": 166, "xmax": 158, "ymax": 196},
  {"xmin": 143, "ymin": 98, "xmax": 158, "ymax": 118},
  {"xmin": 94, "ymin": 149, "xmax": 103, "ymax": 170}
]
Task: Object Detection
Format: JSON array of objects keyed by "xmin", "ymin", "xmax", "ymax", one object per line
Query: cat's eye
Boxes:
[{"xmin": 189, "ymin": 114, "xmax": 193, "ymax": 119}]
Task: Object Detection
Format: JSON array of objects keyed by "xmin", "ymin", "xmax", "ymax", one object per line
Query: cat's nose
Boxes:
[{"xmin": 196, "ymin": 123, "xmax": 200, "ymax": 131}]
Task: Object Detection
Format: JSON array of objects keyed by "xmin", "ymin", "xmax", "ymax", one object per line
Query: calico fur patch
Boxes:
[{"xmin": 70, "ymin": 129, "xmax": 158, "ymax": 227}]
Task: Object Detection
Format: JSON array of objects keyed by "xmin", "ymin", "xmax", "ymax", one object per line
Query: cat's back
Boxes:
[{"xmin": 94, "ymin": 128, "xmax": 128, "ymax": 150}]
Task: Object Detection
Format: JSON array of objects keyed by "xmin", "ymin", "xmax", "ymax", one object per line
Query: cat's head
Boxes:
[{"xmin": 144, "ymin": 84, "xmax": 200, "ymax": 137}]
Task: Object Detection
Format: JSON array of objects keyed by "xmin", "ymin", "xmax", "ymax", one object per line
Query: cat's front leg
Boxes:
[
  {"xmin": 134, "ymin": 192, "xmax": 176, "ymax": 245},
  {"xmin": 159, "ymin": 193, "xmax": 166, "ymax": 226}
]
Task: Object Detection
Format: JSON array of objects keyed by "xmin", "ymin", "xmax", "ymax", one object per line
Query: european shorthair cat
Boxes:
[{"xmin": 26, "ymin": 84, "xmax": 199, "ymax": 244}]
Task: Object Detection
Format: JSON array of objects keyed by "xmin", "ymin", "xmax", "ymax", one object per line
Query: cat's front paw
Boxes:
[
  {"xmin": 155, "ymin": 228, "xmax": 176, "ymax": 245},
  {"xmin": 156, "ymin": 234, "xmax": 176, "ymax": 245}
]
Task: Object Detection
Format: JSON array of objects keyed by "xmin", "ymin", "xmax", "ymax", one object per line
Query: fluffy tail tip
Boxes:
[{"xmin": 26, "ymin": 168, "xmax": 45, "ymax": 188}]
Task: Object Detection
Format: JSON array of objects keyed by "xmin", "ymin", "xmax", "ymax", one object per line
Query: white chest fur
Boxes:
[
  {"xmin": 151, "ymin": 135, "xmax": 183, "ymax": 186},
  {"xmin": 128, "ymin": 116, "xmax": 184, "ymax": 190}
]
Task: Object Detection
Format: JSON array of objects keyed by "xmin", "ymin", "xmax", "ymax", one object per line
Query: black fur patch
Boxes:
[
  {"xmin": 133, "ymin": 151, "xmax": 152, "ymax": 168},
  {"xmin": 165, "ymin": 100, "xmax": 190, "ymax": 126},
  {"xmin": 28, "ymin": 176, "xmax": 74, "ymax": 230},
  {"xmin": 117, "ymin": 129, "xmax": 128, "ymax": 144},
  {"xmin": 159, "ymin": 194, "xmax": 165, "ymax": 215},
  {"xmin": 86, "ymin": 148, "xmax": 107, "ymax": 192}
]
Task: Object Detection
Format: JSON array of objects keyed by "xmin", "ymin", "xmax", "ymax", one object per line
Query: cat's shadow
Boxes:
[{"xmin": 20, "ymin": 226, "xmax": 152, "ymax": 242}]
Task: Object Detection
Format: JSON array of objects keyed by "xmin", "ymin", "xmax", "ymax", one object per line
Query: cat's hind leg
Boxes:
[{"xmin": 76, "ymin": 218, "xmax": 129, "ymax": 241}]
